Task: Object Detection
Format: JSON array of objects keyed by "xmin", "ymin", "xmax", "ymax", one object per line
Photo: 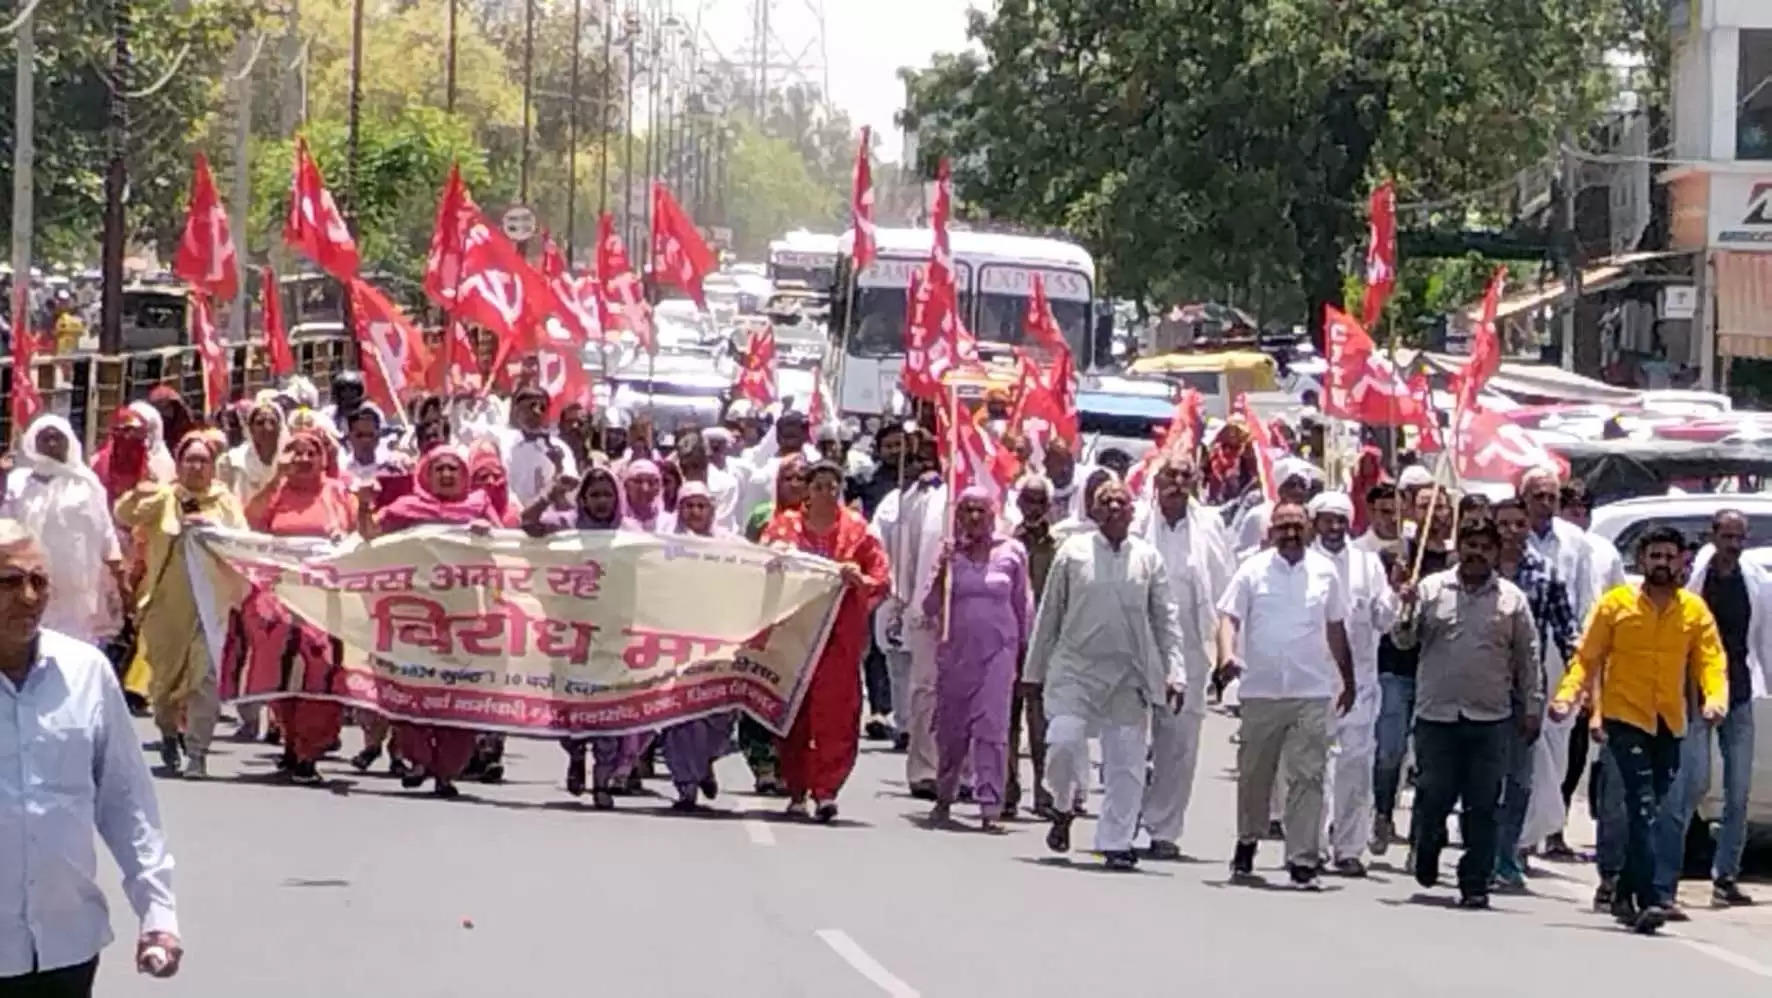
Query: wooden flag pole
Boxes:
[{"xmin": 941, "ymin": 383, "xmax": 958, "ymax": 644}]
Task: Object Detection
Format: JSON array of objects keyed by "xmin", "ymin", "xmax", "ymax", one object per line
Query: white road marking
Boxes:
[
  {"xmin": 815, "ymin": 929, "xmax": 920, "ymax": 998},
  {"xmin": 1681, "ymin": 939, "xmax": 1772, "ymax": 979},
  {"xmin": 742, "ymin": 819, "xmax": 776, "ymax": 846}
]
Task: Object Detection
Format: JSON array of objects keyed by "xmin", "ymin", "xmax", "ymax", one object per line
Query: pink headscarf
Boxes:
[
  {"xmin": 622, "ymin": 458, "xmax": 665, "ymax": 530},
  {"xmin": 378, "ymin": 445, "xmax": 499, "ymax": 532}
]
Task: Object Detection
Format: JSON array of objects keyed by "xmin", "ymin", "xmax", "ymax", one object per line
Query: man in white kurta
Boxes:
[
  {"xmin": 879, "ymin": 450, "xmax": 949, "ymax": 795},
  {"xmin": 499, "ymin": 384, "xmax": 581, "ymax": 509},
  {"xmin": 1307, "ymin": 491, "xmax": 1396, "ymax": 875},
  {"xmin": 1134, "ymin": 458, "xmax": 1234, "ymax": 859},
  {"xmin": 1025, "ymin": 479, "xmax": 1189, "ymax": 870}
]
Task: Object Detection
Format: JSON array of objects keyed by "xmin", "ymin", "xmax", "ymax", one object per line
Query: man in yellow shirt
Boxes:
[{"xmin": 1550, "ymin": 524, "xmax": 1727, "ymax": 935}]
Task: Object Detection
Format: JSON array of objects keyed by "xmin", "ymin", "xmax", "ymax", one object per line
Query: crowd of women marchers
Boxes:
[{"xmin": 4, "ymin": 369, "xmax": 1762, "ymax": 931}]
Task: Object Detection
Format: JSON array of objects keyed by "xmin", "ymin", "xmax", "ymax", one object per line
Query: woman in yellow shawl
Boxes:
[{"xmin": 116, "ymin": 429, "xmax": 244, "ymax": 778}]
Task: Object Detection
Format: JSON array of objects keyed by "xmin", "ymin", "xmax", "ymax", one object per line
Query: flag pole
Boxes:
[
  {"xmin": 941, "ymin": 380, "xmax": 957, "ymax": 644},
  {"xmin": 831, "ymin": 262, "xmax": 858, "ymax": 417}
]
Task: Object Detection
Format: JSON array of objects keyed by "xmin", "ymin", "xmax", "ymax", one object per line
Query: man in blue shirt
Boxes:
[{"xmin": 0, "ymin": 520, "xmax": 183, "ymax": 993}]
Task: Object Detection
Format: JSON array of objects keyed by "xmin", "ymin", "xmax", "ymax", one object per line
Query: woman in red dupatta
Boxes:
[
  {"xmin": 225, "ymin": 430, "xmax": 358, "ymax": 783},
  {"xmin": 469, "ymin": 440, "xmax": 520, "ymax": 528},
  {"xmin": 372, "ymin": 446, "xmax": 501, "ymax": 798},
  {"xmin": 760, "ymin": 460, "xmax": 890, "ymax": 822}
]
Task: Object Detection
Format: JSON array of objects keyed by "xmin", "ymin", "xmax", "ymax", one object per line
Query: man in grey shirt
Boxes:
[{"xmin": 1391, "ymin": 521, "xmax": 1541, "ymax": 910}]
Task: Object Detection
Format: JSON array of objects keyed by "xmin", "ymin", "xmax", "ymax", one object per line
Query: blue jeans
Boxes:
[
  {"xmin": 1592, "ymin": 748, "xmax": 1628, "ymax": 878},
  {"xmin": 1493, "ymin": 722, "xmax": 1537, "ymax": 881},
  {"xmin": 1653, "ymin": 701, "xmax": 1757, "ymax": 896},
  {"xmin": 1373, "ymin": 673, "xmax": 1416, "ymax": 820},
  {"xmin": 1604, "ymin": 720, "xmax": 1681, "ymax": 911}
]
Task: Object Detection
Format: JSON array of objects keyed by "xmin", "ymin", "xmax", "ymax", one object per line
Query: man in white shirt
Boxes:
[
  {"xmin": 499, "ymin": 383, "xmax": 581, "ymax": 510},
  {"xmin": 0, "ymin": 521, "xmax": 182, "ymax": 993},
  {"xmin": 1024, "ymin": 479, "xmax": 1190, "ymax": 871},
  {"xmin": 737, "ymin": 410, "xmax": 821, "ymax": 516},
  {"xmin": 1307, "ymin": 491, "xmax": 1396, "ymax": 876},
  {"xmin": 1134, "ymin": 458, "xmax": 1234, "ymax": 860},
  {"xmin": 1352, "ymin": 482, "xmax": 1403, "ymax": 558},
  {"xmin": 1217, "ymin": 501, "xmax": 1356, "ymax": 890},
  {"xmin": 675, "ymin": 429, "xmax": 740, "ymax": 532},
  {"xmin": 1232, "ymin": 457, "xmax": 1323, "ymax": 560}
]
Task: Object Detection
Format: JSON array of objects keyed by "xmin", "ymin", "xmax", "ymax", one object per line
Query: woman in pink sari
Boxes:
[{"xmin": 370, "ymin": 446, "xmax": 501, "ymax": 798}]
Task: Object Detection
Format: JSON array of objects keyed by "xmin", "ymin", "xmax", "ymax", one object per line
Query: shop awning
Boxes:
[{"xmin": 1460, "ymin": 250, "xmax": 1691, "ymax": 323}]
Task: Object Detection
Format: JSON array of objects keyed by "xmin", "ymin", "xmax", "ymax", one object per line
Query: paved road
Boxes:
[{"xmin": 92, "ymin": 707, "xmax": 1772, "ymax": 997}]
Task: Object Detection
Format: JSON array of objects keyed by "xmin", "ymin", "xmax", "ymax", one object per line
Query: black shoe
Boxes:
[
  {"xmin": 624, "ymin": 770, "xmax": 644, "ymax": 794},
  {"xmin": 1103, "ymin": 850, "xmax": 1139, "ymax": 871},
  {"xmin": 1458, "ymin": 892, "xmax": 1491, "ymax": 910},
  {"xmin": 892, "ymin": 732, "xmax": 910, "ymax": 753},
  {"xmin": 1265, "ymin": 819, "xmax": 1285, "ymax": 840},
  {"xmin": 264, "ymin": 727, "xmax": 281, "ymax": 746},
  {"xmin": 1714, "ymin": 879, "xmax": 1756, "ymax": 907},
  {"xmin": 1540, "ymin": 833, "xmax": 1576, "ymax": 861},
  {"xmin": 1594, "ymin": 876, "xmax": 1617, "ymax": 912},
  {"xmin": 863, "ymin": 718, "xmax": 891, "ymax": 741},
  {"xmin": 158, "ymin": 737, "xmax": 182, "ymax": 774},
  {"xmin": 400, "ymin": 767, "xmax": 429, "ymax": 789},
  {"xmin": 908, "ymin": 780, "xmax": 939, "ymax": 801},
  {"xmin": 1146, "ymin": 840, "xmax": 1183, "ymax": 862},
  {"xmin": 814, "ymin": 801, "xmax": 839, "ymax": 824},
  {"xmin": 291, "ymin": 760, "xmax": 323, "ymax": 785},
  {"xmin": 1633, "ymin": 905, "xmax": 1667, "ymax": 934},
  {"xmin": 1611, "ymin": 893, "xmax": 1640, "ymax": 926},
  {"xmin": 388, "ymin": 756, "xmax": 411, "ymax": 778},
  {"xmin": 350, "ymin": 746, "xmax": 381, "ymax": 773},
  {"xmin": 1231, "ymin": 840, "xmax": 1257, "ymax": 879},
  {"xmin": 699, "ymin": 777, "xmax": 719, "ymax": 800},
  {"xmin": 591, "ymin": 789, "xmax": 615, "ymax": 810},
  {"xmin": 1046, "ymin": 813, "xmax": 1074, "ymax": 854},
  {"xmin": 478, "ymin": 763, "xmax": 505, "ymax": 784},
  {"xmin": 274, "ymin": 748, "xmax": 295, "ymax": 773},
  {"xmin": 1288, "ymin": 864, "xmax": 1323, "ymax": 891},
  {"xmin": 1412, "ymin": 839, "xmax": 1441, "ymax": 889},
  {"xmin": 957, "ymin": 785, "xmax": 975, "ymax": 803},
  {"xmin": 433, "ymin": 778, "xmax": 461, "ymax": 800},
  {"xmin": 566, "ymin": 756, "xmax": 586, "ymax": 796}
]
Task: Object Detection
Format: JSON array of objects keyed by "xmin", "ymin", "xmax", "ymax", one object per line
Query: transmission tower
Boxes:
[{"xmin": 698, "ymin": 0, "xmax": 827, "ymax": 114}]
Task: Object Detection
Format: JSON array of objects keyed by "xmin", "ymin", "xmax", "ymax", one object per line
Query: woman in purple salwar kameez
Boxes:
[
  {"xmin": 924, "ymin": 486, "xmax": 1031, "ymax": 832},
  {"xmin": 657, "ymin": 483, "xmax": 738, "ymax": 810}
]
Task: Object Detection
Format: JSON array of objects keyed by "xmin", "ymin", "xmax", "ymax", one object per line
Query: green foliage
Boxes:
[
  {"xmin": 900, "ymin": 0, "xmax": 1645, "ymax": 341},
  {"xmin": 723, "ymin": 117, "xmax": 841, "ymax": 259}
]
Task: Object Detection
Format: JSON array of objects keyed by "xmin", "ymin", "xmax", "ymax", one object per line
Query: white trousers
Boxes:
[
  {"xmin": 1047, "ymin": 714, "xmax": 1145, "ymax": 853},
  {"xmin": 1141, "ymin": 703, "xmax": 1206, "ymax": 845},
  {"xmin": 905, "ymin": 628, "xmax": 940, "ymax": 785},
  {"xmin": 1322, "ymin": 683, "xmax": 1379, "ymax": 862},
  {"xmin": 885, "ymin": 649, "xmax": 914, "ymax": 733},
  {"xmin": 1522, "ymin": 651, "xmax": 1572, "ymax": 847}
]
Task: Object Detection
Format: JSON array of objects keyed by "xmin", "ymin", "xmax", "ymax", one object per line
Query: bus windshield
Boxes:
[
  {"xmin": 769, "ymin": 262, "xmax": 836, "ymax": 290},
  {"xmin": 974, "ymin": 292, "xmax": 1091, "ymax": 359},
  {"xmin": 849, "ymin": 286, "xmax": 990, "ymax": 357}
]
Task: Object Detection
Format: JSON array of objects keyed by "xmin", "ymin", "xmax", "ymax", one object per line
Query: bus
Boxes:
[
  {"xmin": 830, "ymin": 226, "xmax": 1099, "ymax": 416},
  {"xmin": 767, "ymin": 230, "xmax": 840, "ymax": 290}
]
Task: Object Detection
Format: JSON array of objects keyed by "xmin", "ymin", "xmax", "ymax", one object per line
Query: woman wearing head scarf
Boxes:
[
  {"xmin": 521, "ymin": 464, "xmax": 649, "ymax": 807},
  {"xmin": 922, "ymin": 487, "xmax": 1030, "ymax": 832},
  {"xmin": 743, "ymin": 453, "xmax": 807, "ymax": 543},
  {"xmin": 147, "ymin": 385, "xmax": 196, "ymax": 451},
  {"xmin": 370, "ymin": 446, "xmax": 501, "ymax": 799},
  {"xmin": 218, "ymin": 397, "xmax": 287, "ymax": 508},
  {"xmin": 654, "ymin": 483, "xmax": 738, "ymax": 810},
  {"xmin": 760, "ymin": 460, "xmax": 891, "ymax": 822},
  {"xmin": 469, "ymin": 440, "xmax": 520, "ymax": 528},
  {"xmin": 621, "ymin": 459, "xmax": 672, "ymax": 532},
  {"xmin": 223, "ymin": 430, "xmax": 358, "ymax": 784},
  {"xmin": 1, "ymin": 413, "xmax": 128, "ymax": 644},
  {"xmin": 114, "ymin": 431, "xmax": 246, "ymax": 778},
  {"xmin": 90, "ymin": 405, "xmax": 158, "ymax": 503},
  {"xmin": 129, "ymin": 400, "xmax": 179, "ymax": 483}
]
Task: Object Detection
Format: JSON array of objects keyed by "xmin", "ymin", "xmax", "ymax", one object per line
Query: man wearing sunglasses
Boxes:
[{"xmin": 0, "ymin": 520, "xmax": 182, "ymax": 994}]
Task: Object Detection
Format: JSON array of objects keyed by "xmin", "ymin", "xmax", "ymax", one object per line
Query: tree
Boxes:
[
  {"xmin": 722, "ymin": 119, "xmax": 841, "ymax": 259},
  {"xmin": 900, "ymin": 0, "xmax": 1638, "ymax": 344}
]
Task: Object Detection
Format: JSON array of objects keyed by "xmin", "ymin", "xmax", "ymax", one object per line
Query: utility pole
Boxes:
[
  {"xmin": 229, "ymin": 34, "xmax": 254, "ymax": 342},
  {"xmin": 445, "ymin": 0, "xmax": 458, "ymax": 113},
  {"xmin": 343, "ymin": 0, "xmax": 363, "ymax": 332},
  {"xmin": 1558, "ymin": 133, "xmax": 1579, "ymax": 372},
  {"xmin": 623, "ymin": 25, "xmax": 637, "ymax": 252},
  {"xmin": 10, "ymin": 0, "xmax": 34, "ymax": 386},
  {"xmin": 519, "ymin": 0, "xmax": 535, "ymax": 204},
  {"xmin": 99, "ymin": 0, "xmax": 132, "ymax": 356},
  {"xmin": 565, "ymin": 0, "xmax": 582, "ymax": 259},
  {"xmin": 597, "ymin": 2, "xmax": 612, "ymax": 220}
]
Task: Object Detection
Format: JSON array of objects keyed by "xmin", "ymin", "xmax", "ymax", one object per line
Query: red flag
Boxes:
[
  {"xmin": 1234, "ymin": 392, "xmax": 1279, "ymax": 504},
  {"xmin": 1454, "ymin": 403, "xmax": 1568, "ymax": 482},
  {"xmin": 9, "ymin": 284, "xmax": 43, "ymax": 435},
  {"xmin": 1323, "ymin": 305, "xmax": 1430, "ymax": 426},
  {"xmin": 347, "ymin": 279, "xmax": 433, "ymax": 416},
  {"xmin": 423, "ymin": 163, "xmax": 471, "ymax": 312},
  {"xmin": 1454, "ymin": 266, "xmax": 1507, "ymax": 415},
  {"xmin": 597, "ymin": 212, "xmax": 655, "ymax": 354},
  {"xmin": 260, "ymin": 266, "xmax": 295, "ymax": 377},
  {"xmin": 430, "ymin": 319, "xmax": 479, "ymax": 395},
  {"xmin": 188, "ymin": 293, "xmax": 230, "ymax": 416},
  {"xmin": 540, "ymin": 232, "xmax": 602, "ymax": 345},
  {"xmin": 532, "ymin": 305, "xmax": 593, "ymax": 422},
  {"xmin": 453, "ymin": 205, "xmax": 557, "ymax": 350},
  {"xmin": 1362, "ymin": 180, "xmax": 1396, "ymax": 327},
  {"xmin": 850, "ymin": 126, "xmax": 876, "ymax": 273},
  {"xmin": 928, "ymin": 159, "xmax": 978, "ymax": 366},
  {"xmin": 649, "ymin": 182, "xmax": 717, "ymax": 309},
  {"xmin": 1023, "ymin": 274, "xmax": 1071, "ymax": 359},
  {"xmin": 734, "ymin": 321, "xmax": 776, "ymax": 406},
  {"xmin": 949, "ymin": 410, "xmax": 1020, "ymax": 505},
  {"xmin": 1009, "ymin": 347, "xmax": 1077, "ymax": 448},
  {"xmin": 1410, "ymin": 372, "xmax": 1443, "ymax": 452},
  {"xmin": 283, "ymin": 137, "xmax": 360, "ymax": 281},
  {"xmin": 172, "ymin": 153, "xmax": 239, "ymax": 302},
  {"xmin": 1128, "ymin": 388, "xmax": 1206, "ymax": 497}
]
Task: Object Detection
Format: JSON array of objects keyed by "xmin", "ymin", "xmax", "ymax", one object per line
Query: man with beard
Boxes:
[
  {"xmin": 1552, "ymin": 526, "xmax": 1726, "ymax": 934},
  {"xmin": 1393, "ymin": 522, "xmax": 1540, "ymax": 910},
  {"xmin": 1006, "ymin": 474, "xmax": 1058, "ymax": 816},
  {"xmin": 1135, "ymin": 458, "xmax": 1234, "ymax": 860},
  {"xmin": 498, "ymin": 384, "xmax": 580, "ymax": 509},
  {"xmin": 674, "ymin": 429, "xmax": 740, "ymax": 532},
  {"xmin": 1653, "ymin": 509, "xmax": 1768, "ymax": 912},
  {"xmin": 1218, "ymin": 502, "xmax": 1354, "ymax": 890},
  {"xmin": 1025, "ymin": 478, "xmax": 1188, "ymax": 871}
]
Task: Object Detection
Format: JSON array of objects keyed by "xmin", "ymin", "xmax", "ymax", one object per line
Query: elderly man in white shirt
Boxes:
[
  {"xmin": 1133, "ymin": 457, "xmax": 1234, "ymax": 860},
  {"xmin": 1217, "ymin": 501, "xmax": 1356, "ymax": 890},
  {"xmin": 1232, "ymin": 457, "xmax": 1323, "ymax": 560},
  {"xmin": 1307, "ymin": 490, "xmax": 1396, "ymax": 876},
  {"xmin": 499, "ymin": 383, "xmax": 581, "ymax": 510},
  {"xmin": 1025, "ymin": 478, "xmax": 1191, "ymax": 871},
  {"xmin": 0, "ymin": 521, "xmax": 181, "ymax": 994}
]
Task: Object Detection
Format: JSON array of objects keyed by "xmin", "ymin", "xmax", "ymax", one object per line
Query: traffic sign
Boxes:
[{"xmin": 501, "ymin": 204, "xmax": 537, "ymax": 243}]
